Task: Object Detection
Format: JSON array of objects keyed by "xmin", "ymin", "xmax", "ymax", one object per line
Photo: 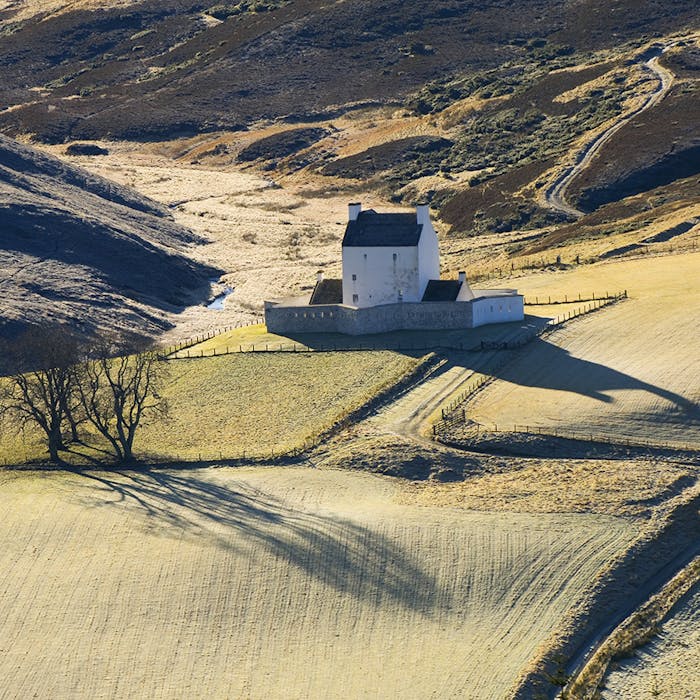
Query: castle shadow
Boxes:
[
  {"xmin": 71, "ymin": 468, "xmax": 440, "ymax": 613},
  {"xmin": 448, "ymin": 336, "xmax": 698, "ymax": 418}
]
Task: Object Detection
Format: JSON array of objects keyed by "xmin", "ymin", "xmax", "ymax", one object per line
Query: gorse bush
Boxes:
[{"xmin": 207, "ymin": 0, "xmax": 289, "ymax": 20}]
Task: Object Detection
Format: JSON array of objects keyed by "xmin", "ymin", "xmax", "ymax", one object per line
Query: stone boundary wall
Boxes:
[{"xmin": 264, "ymin": 296, "xmax": 524, "ymax": 335}]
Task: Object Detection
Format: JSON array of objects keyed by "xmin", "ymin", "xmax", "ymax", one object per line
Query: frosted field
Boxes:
[
  {"xmin": 0, "ymin": 467, "xmax": 637, "ymax": 699},
  {"xmin": 602, "ymin": 583, "xmax": 700, "ymax": 700},
  {"xmin": 466, "ymin": 252, "xmax": 700, "ymax": 447}
]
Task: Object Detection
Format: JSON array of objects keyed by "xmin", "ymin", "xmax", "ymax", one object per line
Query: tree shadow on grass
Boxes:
[{"xmin": 71, "ymin": 468, "xmax": 439, "ymax": 613}]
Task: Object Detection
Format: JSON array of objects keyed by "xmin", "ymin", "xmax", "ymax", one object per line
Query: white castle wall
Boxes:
[
  {"xmin": 265, "ymin": 292, "xmax": 523, "ymax": 336},
  {"xmin": 265, "ymin": 300, "xmax": 474, "ymax": 335},
  {"xmin": 342, "ymin": 246, "xmax": 420, "ymax": 306}
]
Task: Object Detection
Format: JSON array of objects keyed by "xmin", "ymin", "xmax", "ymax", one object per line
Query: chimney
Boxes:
[
  {"xmin": 458, "ymin": 271, "xmax": 467, "ymax": 284},
  {"xmin": 348, "ymin": 202, "xmax": 362, "ymax": 221},
  {"xmin": 316, "ymin": 270, "xmax": 324, "ymax": 284},
  {"xmin": 416, "ymin": 203, "xmax": 430, "ymax": 226}
]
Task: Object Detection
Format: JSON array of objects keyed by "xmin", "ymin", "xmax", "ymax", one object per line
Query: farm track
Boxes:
[{"xmin": 544, "ymin": 44, "xmax": 676, "ymax": 218}]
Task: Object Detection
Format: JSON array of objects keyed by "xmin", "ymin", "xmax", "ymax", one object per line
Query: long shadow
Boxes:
[
  {"xmin": 1, "ymin": 204, "xmax": 219, "ymax": 310},
  {"xmin": 71, "ymin": 468, "xmax": 439, "ymax": 613},
  {"xmin": 442, "ymin": 336, "xmax": 698, "ymax": 418}
]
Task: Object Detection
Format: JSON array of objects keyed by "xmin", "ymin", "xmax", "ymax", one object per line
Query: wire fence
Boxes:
[
  {"xmin": 523, "ymin": 291, "xmax": 624, "ymax": 305},
  {"xmin": 436, "ymin": 422, "xmax": 699, "ymax": 456},
  {"xmin": 158, "ymin": 316, "xmax": 264, "ymax": 357},
  {"xmin": 433, "ymin": 292, "xmax": 627, "ymax": 430}
]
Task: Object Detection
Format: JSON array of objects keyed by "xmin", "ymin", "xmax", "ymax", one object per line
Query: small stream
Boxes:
[{"xmin": 207, "ymin": 279, "xmax": 234, "ymax": 310}]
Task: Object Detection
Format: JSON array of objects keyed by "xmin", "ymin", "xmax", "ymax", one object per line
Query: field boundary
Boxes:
[
  {"xmin": 564, "ymin": 555, "xmax": 700, "ymax": 700},
  {"xmin": 510, "ymin": 486, "xmax": 700, "ymax": 700},
  {"xmin": 432, "ymin": 292, "xmax": 627, "ymax": 432}
]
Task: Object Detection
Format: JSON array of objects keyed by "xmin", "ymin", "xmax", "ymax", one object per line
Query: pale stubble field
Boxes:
[
  {"xmin": 462, "ymin": 253, "xmax": 700, "ymax": 447},
  {"xmin": 0, "ymin": 467, "xmax": 639, "ymax": 699}
]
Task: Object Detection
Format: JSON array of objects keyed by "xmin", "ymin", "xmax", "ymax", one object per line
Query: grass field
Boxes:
[
  {"xmin": 400, "ymin": 458, "xmax": 695, "ymax": 517},
  {"xmin": 0, "ymin": 467, "xmax": 639, "ymax": 699},
  {"xmin": 0, "ymin": 350, "xmax": 417, "ymax": 464},
  {"xmin": 458, "ymin": 252, "xmax": 700, "ymax": 447},
  {"xmin": 601, "ymin": 582, "xmax": 700, "ymax": 700}
]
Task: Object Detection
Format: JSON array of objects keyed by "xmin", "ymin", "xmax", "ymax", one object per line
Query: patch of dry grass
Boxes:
[
  {"xmin": 400, "ymin": 458, "xmax": 695, "ymax": 517},
  {"xmin": 0, "ymin": 351, "xmax": 417, "ymax": 464},
  {"xmin": 143, "ymin": 351, "xmax": 417, "ymax": 459},
  {"xmin": 457, "ymin": 252, "xmax": 700, "ymax": 448}
]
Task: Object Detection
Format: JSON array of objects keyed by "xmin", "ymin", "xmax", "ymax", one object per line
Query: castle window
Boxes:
[
  {"xmin": 392, "ymin": 253, "xmax": 398, "ymax": 261},
  {"xmin": 352, "ymin": 274, "xmax": 357, "ymax": 281},
  {"xmin": 352, "ymin": 294, "xmax": 359, "ymax": 304}
]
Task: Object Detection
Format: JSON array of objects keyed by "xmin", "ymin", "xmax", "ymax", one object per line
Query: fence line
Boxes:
[
  {"xmin": 160, "ymin": 293, "xmax": 627, "ymax": 360},
  {"xmin": 436, "ymin": 421, "xmax": 698, "ymax": 455},
  {"xmin": 158, "ymin": 316, "xmax": 264, "ymax": 357},
  {"xmin": 433, "ymin": 292, "xmax": 627, "ymax": 434},
  {"xmin": 462, "ymin": 236, "xmax": 698, "ymax": 284},
  {"xmin": 524, "ymin": 291, "xmax": 624, "ymax": 305}
]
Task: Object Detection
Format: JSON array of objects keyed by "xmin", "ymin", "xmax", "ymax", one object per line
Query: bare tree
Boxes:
[
  {"xmin": 0, "ymin": 326, "xmax": 83, "ymax": 463},
  {"xmin": 77, "ymin": 340, "xmax": 169, "ymax": 463}
]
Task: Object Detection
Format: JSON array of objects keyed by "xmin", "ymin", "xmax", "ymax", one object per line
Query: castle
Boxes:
[{"xmin": 264, "ymin": 203, "xmax": 524, "ymax": 335}]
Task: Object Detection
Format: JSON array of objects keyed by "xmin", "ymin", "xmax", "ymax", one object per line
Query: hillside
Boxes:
[
  {"xmin": 0, "ymin": 1, "xmax": 696, "ymax": 261},
  {"xmin": 0, "ymin": 134, "xmax": 217, "ymax": 341},
  {"xmin": 0, "ymin": 0, "xmax": 696, "ymax": 143}
]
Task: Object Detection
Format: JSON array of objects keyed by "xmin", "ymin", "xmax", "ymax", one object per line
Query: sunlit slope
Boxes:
[
  {"xmin": 602, "ymin": 582, "xmax": 700, "ymax": 700},
  {"xmin": 467, "ymin": 252, "xmax": 700, "ymax": 447},
  {"xmin": 0, "ymin": 468, "xmax": 636, "ymax": 699}
]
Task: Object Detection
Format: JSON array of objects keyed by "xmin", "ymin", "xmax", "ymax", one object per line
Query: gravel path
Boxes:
[{"xmin": 544, "ymin": 44, "xmax": 676, "ymax": 219}]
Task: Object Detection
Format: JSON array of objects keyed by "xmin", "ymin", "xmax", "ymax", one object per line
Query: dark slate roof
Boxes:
[
  {"xmin": 421, "ymin": 280, "xmax": 462, "ymax": 302},
  {"xmin": 309, "ymin": 278, "xmax": 343, "ymax": 305},
  {"xmin": 342, "ymin": 210, "xmax": 423, "ymax": 247}
]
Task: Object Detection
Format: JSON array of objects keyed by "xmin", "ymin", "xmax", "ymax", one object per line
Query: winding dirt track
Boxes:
[{"xmin": 545, "ymin": 45, "xmax": 676, "ymax": 218}]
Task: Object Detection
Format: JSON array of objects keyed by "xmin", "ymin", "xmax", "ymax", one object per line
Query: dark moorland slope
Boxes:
[
  {"xmin": 0, "ymin": 135, "xmax": 217, "ymax": 340},
  {"xmin": 0, "ymin": 0, "xmax": 696, "ymax": 280},
  {"xmin": 0, "ymin": 0, "xmax": 696, "ymax": 142}
]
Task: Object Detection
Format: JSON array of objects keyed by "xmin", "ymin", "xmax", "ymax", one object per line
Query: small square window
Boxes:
[{"xmin": 352, "ymin": 274, "xmax": 357, "ymax": 281}]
